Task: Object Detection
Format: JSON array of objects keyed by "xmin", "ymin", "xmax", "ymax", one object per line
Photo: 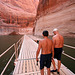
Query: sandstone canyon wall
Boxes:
[
  {"xmin": 35, "ymin": 0, "xmax": 75, "ymax": 37},
  {"xmin": 0, "ymin": 0, "xmax": 39, "ymax": 35}
]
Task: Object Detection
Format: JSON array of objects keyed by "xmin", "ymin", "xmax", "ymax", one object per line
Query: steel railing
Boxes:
[{"xmin": 0, "ymin": 35, "xmax": 24, "ymax": 75}]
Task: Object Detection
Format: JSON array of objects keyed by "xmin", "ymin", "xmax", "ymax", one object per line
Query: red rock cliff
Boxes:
[
  {"xmin": 37, "ymin": 0, "xmax": 69, "ymax": 16},
  {"xmin": 34, "ymin": 0, "xmax": 75, "ymax": 37},
  {"xmin": 0, "ymin": 0, "xmax": 39, "ymax": 35}
]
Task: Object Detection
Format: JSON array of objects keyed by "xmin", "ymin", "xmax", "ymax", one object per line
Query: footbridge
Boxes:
[{"xmin": 13, "ymin": 35, "xmax": 74, "ymax": 75}]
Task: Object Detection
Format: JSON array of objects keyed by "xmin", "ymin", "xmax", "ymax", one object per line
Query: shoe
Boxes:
[
  {"xmin": 51, "ymin": 69, "xmax": 57, "ymax": 72},
  {"xmin": 57, "ymin": 71, "xmax": 60, "ymax": 75}
]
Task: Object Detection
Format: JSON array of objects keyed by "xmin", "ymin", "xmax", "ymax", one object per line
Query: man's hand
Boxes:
[
  {"xmin": 36, "ymin": 58, "xmax": 39, "ymax": 65},
  {"xmin": 52, "ymin": 57, "xmax": 54, "ymax": 60},
  {"xmin": 36, "ymin": 57, "xmax": 38, "ymax": 62}
]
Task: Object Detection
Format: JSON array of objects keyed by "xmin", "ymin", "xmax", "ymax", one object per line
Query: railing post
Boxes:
[
  {"xmin": 16, "ymin": 43, "xmax": 18, "ymax": 59},
  {"xmin": 14, "ymin": 36, "xmax": 24, "ymax": 61},
  {"xmin": 14, "ymin": 43, "xmax": 17, "ymax": 61}
]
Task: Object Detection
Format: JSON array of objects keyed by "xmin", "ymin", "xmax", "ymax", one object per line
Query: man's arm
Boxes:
[
  {"xmin": 62, "ymin": 37, "xmax": 64, "ymax": 47},
  {"xmin": 36, "ymin": 41, "xmax": 42, "ymax": 61},
  {"xmin": 52, "ymin": 41, "xmax": 54, "ymax": 59},
  {"xmin": 52, "ymin": 37, "xmax": 55, "ymax": 59},
  {"xmin": 52, "ymin": 37, "xmax": 56, "ymax": 47}
]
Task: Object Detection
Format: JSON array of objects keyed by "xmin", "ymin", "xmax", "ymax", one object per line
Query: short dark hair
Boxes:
[{"xmin": 42, "ymin": 30, "xmax": 49, "ymax": 36}]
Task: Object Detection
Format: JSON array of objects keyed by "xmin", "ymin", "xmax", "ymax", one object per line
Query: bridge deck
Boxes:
[{"xmin": 13, "ymin": 35, "xmax": 74, "ymax": 75}]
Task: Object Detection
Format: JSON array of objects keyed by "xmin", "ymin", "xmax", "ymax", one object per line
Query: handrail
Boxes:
[
  {"xmin": 64, "ymin": 44, "xmax": 75, "ymax": 49},
  {"xmin": 1, "ymin": 52, "xmax": 15, "ymax": 75},
  {"xmin": 0, "ymin": 44, "xmax": 15, "ymax": 58},
  {"xmin": 0, "ymin": 36, "xmax": 24, "ymax": 58},
  {"xmin": 62, "ymin": 51, "xmax": 75, "ymax": 60},
  {"xmin": 14, "ymin": 36, "xmax": 24, "ymax": 60},
  {"xmin": 0, "ymin": 35, "xmax": 24, "ymax": 75}
]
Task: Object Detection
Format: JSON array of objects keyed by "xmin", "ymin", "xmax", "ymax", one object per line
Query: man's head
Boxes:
[
  {"xmin": 42, "ymin": 30, "xmax": 49, "ymax": 37},
  {"xmin": 53, "ymin": 28, "xmax": 58, "ymax": 35}
]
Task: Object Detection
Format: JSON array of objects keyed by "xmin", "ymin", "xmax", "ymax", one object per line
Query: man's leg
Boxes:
[
  {"xmin": 51, "ymin": 59, "xmax": 57, "ymax": 72},
  {"xmin": 47, "ymin": 68, "xmax": 50, "ymax": 75},
  {"xmin": 52, "ymin": 59, "xmax": 56, "ymax": 70},
  {"xmin": 58, "ymin": 60, "xmax": 61, "ymax": 72},
  {"xmin": 41, "ymin": 68, "xmax": 44, "ymax": 75}
]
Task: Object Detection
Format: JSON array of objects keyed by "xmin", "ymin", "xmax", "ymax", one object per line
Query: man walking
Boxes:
[
  {"xmin": 36, "ymin": 30, "xmax": 54, "ymax": 75},
  {"xmin": 51, "ymin": 28, "xmax": 64, "ymax": 74}
]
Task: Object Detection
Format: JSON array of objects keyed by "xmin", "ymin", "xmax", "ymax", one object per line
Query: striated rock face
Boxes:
[
  {"xmin": 37, "ymin": 0, "xmax": 69, "ymax": 16},
  {"xmin": 34, "ymin": 0, "xmax": 75, "ymax": 37},
  {"xmin": 0, "ymin": 0, "xmax": 39, "ymax": 35}
]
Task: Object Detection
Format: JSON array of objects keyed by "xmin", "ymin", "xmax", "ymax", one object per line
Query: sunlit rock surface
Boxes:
[
  {"xmin": 35, "ymin": 0, "xmax": 75, "ymax": 37},
  {"xmin": 0, "ymin": 0, "xmax": 39, "ymax": 35}
]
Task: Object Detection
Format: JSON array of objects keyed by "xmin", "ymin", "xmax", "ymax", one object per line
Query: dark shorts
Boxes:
[
  {"xmin": 40, "ymin": 53, "xmax": 52, "ymax": 70},
  {"xmin": 54, "ymin": 48, "xmax": 63, "ymax": 60}
]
